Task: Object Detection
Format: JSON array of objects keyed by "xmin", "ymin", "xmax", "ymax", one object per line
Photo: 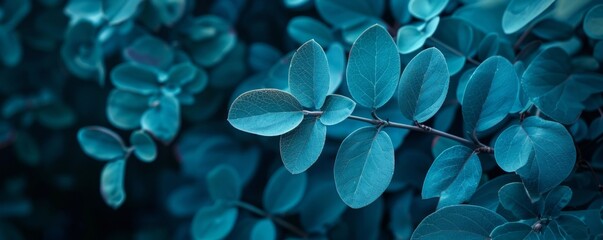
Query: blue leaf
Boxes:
[
  {"xmin": 263, "ymin": 167, "xmax": 308, "ymax": 214},
  {"xmin": 123, "ymin": 36, "xmax": 174, "ymax": 69},
  {"xmin": 551, "ymin": 215, "xmax": 590, "ymax": 239},
  {"xmin": 469, "ymin": 174, "xmax": 521, "ymax": 211},
  {"xmin": 289, "ymin": 40, "xmax": 330, "ymax": 109},
  {"xmin": 411, "ymin": 205, "xmax": 507, "ymax": 239},
  {"xmin": 396, "ymin": 17, "xmax": 439, "ymax": 54},
  {"xmin": 298, "ymin": 180, "xmax": 347, "ymax": 233},
  {"xmin": 100, "ymin": 159, "xmax": 126, "ymax": 209},
  {"xmin": 495, "ymin": 117, "xmax": 576, "ymax": 196},
  {"xmin": 207, "ymin": 40, "xmax": 247, "ymax": 89},
  {"xmin": 287, "ymin": 17, "xmax": 334, "ymax": 46},
  {"xmin": 390, "ymin": 0, "xmax": 412, "ymax": 24},
  {"xmin": 248, "ymin": 43, "xmax": 282, "ymax": 72},
  {"xmin": 251, "ymin": 219, "xmax": 276, "ymax": 240},
  {"xmin": 166, "ymin": 184, "xmax": 211, "ymax": 217},
  {"xmin": 390, "ymin": 149, "xmax": 432, "ymax": 191},
  {"xmin": 191, "ymin": 203, "xmax": 238, "ymax": 240},
  {"xmin": 206, "ymin": 164, "xmax": 242, "ymax": 201},
  {"xmin": 0, "ymin": 27, "xmax": 22, "ymax": 67},
  {"xmin": 316, "ymin": 0, "xmax": 385, "ymax": 28},
  {"xmin": 498, "ymin": 182, "xmax": 538, "ymax": 219},
  {"xmin": 320, "ymin": 94, "xmax": 356, "ymax": 126},
  {"xmin": 141, "ymin": 95, "xmax": 180, "ymax": 143},
  {"xmin": 77, "ymin": 126, "xmax": 127, "ymax": 161},
  {"xmin": 280, "ymin": 117, "xmax": 326, "ymax": 174},
  {"xmin": 341, "ymin": 18, "xmax": 386, "ymax": 44},
  {"xmin": 102, "ymin": 0, "xmax": 143, "ymax": 25},
  {"xmin": 490, "ymin": 222, "xmax": 539, "ymax": 240},
  {"xmin": 589, "ymin": 117, "xmax": 603, "ymax": 140},
  {"xmin": 502, "ymin": 0, "xmax": 555, "ymax": 34},
  {"xmin": 129, "ymin": 130, "xmax": 156, "ymax": 162},
  {"xmin": 187, "ymin": 16, "xmax": 236, "ymax": 67},
  {"xmin": 228, "ymin": 89, "xmax": 304, "ymax": 136},
  {"xmin": 584, "ymin": 4, "xmax": 603, "ymax": 39},
  {"xmin": 149, "ymin": 0, "xmax": 187, "ymax": 26},
  {"xmin": 334, "ymin": 126, "xmax": 394, "ymax": 208},
  {"xmin": 540, "ymin": 185, "xmax": 572, "ymax": 218},
  {"xmin": 164, "ymin": 62, "xmax": 197, "ymax": 88},
  {"xmin": 408, "ymin": 0, "xmax": 449, "ymax": 20},
  {"xmin": 462, "ymin": 56, "xmax": 517, "ymax": 134},
  {"xmin": 398, "ymin": 47, "xmax": 449, "ymax": 122},
  {"xmin": 569, "ymin": 118, "xmax": 588, "ymax": 142},
  {"xmin": 326, "ymin": 43, "xmax": 345, "ymax": 94},
  {"xmin": 111, "ymin": 63, "xmax": 160, "ymax": 95},
  {"xmin": 65, "ymin": 0, "xmax": 102, "ymax": 23},
  {"xmin": 107, "ymin": 89, "xmax": 149, "ymax": 130},
  {"xmin": 422, "ymin": 145, "xmax": 481, "ymax": 208},
  {"xmin": 431, "ymin": 18, "xmax": 474, "ymax": 75},
  {"xmin": 347, "ymin": 25, "xmax": 400, "ymax": 109},
  {"xmin": 389, "ymin": 191, "xmax": 413, "ymax": 239}
]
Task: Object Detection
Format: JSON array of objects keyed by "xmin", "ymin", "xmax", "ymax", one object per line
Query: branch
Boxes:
[{"xmin": 233, "ymin": 201, "xmax": 309, "ymax": 238}]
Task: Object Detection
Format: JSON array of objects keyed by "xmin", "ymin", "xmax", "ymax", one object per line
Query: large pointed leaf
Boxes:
[
  {"xmin": 280, "ymin": 117, "xmax": 326, "ymax": 174},
  {"xmin": 334, "ymin": 126, "xmax": 394, "ymax": 208},
  {"xmin": 289, "ymin": 40, "xmax": 330, "ymax": 109},
  {"xmin": 412, "ymin": 205, "xmax": 507, "ymax": 239}
]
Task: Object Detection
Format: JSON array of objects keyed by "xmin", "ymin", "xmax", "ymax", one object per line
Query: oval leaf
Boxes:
[
  {"xmin": 191, "ymin": 203, "xmax": 238, "ymax": 240},
  {"xmin": 263, "ymin": 167, "xmax": 308, "ymax": 214},
  {"xmin": 106, "ymin": 89, "xmax": 149, "ymax": 130},
  {"xmin": 412, "ymin": 205, "xmax": 507, "ymax": 239},
  {"xmin": 207, "ymin": 164, "xmax": 242, "ymax": 201},
  {"xmin": 251, "ymin": 219, "xmax": 276, "ymax": 240},
  {"xmin": 130, "ymin": 130, "xmax": 156, "ymax": 162},
  {"xmin": 490, "ymin": 222, "xmax": 539, "ymax": 240},
  {"xmin": 280, "ymin": 117, "xmax": 326, "ymax": 174},
  {"xmin": 78, "ymin": 126, "xmax": 126, "ymax": 161},
  {"xmin": 287, "ymin": 17, "xmax": 334, "ymax": 46},
  {"xmin": 141, "ymin": 95, "xmax": 180, "ymax": 143},
  {"xmin": 498, "ymin": 182, "xmax": 538, "ymax": 219},
  {"xmin": 289, "ymin": 39, "xmax": 330, "ymax": 109},
  {"xmin": 100, "ymin": 159, "xmax": 126, "ymax": 209},
  {"xmin": 502, "ymin": 0, "xmax": 555, "ymax": 34},
  {"xmin": 540, "ymin": 185, "xmax": 572, "ymax": 218},
  {"xmin": 111, "ymin": 63, "xmax": 160, "ymax": 95},
  {"xmin": 319, "ymin": 94, "xmax": 356, "ymax": 126},
  {"xmin": 408, "ymin": 0, "xmax": 449, "ymax": 20},
  {"xmin": 584, "ymin": 5, "xmax": 603, "ymax": 40},
  {"xmin": 315, "ymin": 0, "xmax": 385, "ymax": 28}
]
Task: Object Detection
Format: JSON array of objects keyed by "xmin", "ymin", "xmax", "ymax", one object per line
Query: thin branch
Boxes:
[
  {"xmin": 428, "ymin": 37, "xmax": 481, "ymax": 66},
  {"xmin": 234, "ymin": 201, "xmax": 308, "ymax": 238}
]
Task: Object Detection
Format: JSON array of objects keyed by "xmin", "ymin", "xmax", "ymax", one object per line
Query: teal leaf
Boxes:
[
  {"xmin": 164, "ymin": 62, "xmax": 197, "ymax": 88},
  {"xmin": 315, "ymin": 0, "xmax": 385, "ymax": 28},
  {"xmin": 396, "ymin": 17, "xmax": 439, "ymax": 54},
  {"xmin": 298, "ymin": 181, "xmax": 347, "ymax": 233},
  {"xmin": 391, "ymin": 0, "xmax": 412, "ymax": 24},
  {"xmin": 422, "ymin": 145, "xmax": 481, "ymax": 209},
  {"xmin": 326, "ymin": 43, "xmax": 345, "ymax": 94},
  {"xmin": 206, "ymin": 164, "xmax": 242, "ymax": 201},
  {"xmin": 36, "ymin": 103, "xmax": 76, "ymax": 129},
  {"xmin": 280, "ymin": 117, "xmax": 326, "ymax": 174},
  {"xmin": 397, "ymin": 47, "xmax": 449, "ymax": 123},
  {"xmin": 100, "ymin": 159, "xmax": 126, "ymax": 209},
  {"xmin": 107, "ymin": 89, "xmax": 149, "ymax": 130},
  {"xmin": 0, "ymin": 27, "xmax": 22, "ymax": 67},
  {"xmin": 188, "ymin": 16, "xmax": 236, "ymax": 67},
  {"xmin": 341, "ymin": 18, "xmax": 386, "ymax": 44},
  {"xmin": 411, "ymin": 205, "xmax": 507, "ymax": 239},
  {"xmin": 496, "ymin": 117, "xmax": 576, "ymax": 196},
  {"xmin": 319, "ymin": 94, "xmax": 356, "ymax": 126},
  {"xmin": 287, "ymin": 17, "xmax": 334, "ymax": 46},
  {"xmin": 249, "ymin": 43, "xmax": 281, "ymax": 72},
  {"xmin": 150, "ymin": 0, "xmax": 186, "ymax": 26},
  {"xmin": 123, "ymin": 36, "xmax": 174, "ymax": 69},
  {"xmin": 111, "ymin": 63, "xmax": 160, "ymax": 95},
  {"xmin": 289, "ymin": 40, "xmax": 330, "ymax": 109},
  {"xmin": 141, "ymin": 95, "xmax": 180, "ymax": 143},
  {"xmin": 129, "ymin": 130, "xmax": 156, "ymax": 162},
  {"xmin": 263, "ymin": 167, "xmax": 308, "ymax": 214},
  {"xmin": 462, "ymin": 56, "xmax": 517, "ymax": 134},
  {"xmin": 583, "ymin": 4, "xmax": 603, "ymax": 39},
  {"xmin": 502, "ymin": 0, "xmax": 555, "ymax": 34},
  {"xmin": 77, "ymin": 126, "xmax": 127, "ymax": 161},
  {"xmin": 347, "ymin": 25, "xmax": 400, "ymax": 109},
  {"xmin": 469, "ymin": 174, "xmax": 521, "ymax": 211},
  {"xmin": 431, "ymin": 18, "xmax": 474, "ymax": 75},
  {"xmin": 228, "ymin": 89, "xmax": 304, "ymax": 136},
  {"xmin": 102, "ymin": 0, "xmax": 143, "ymax": 25},
  {"xmin": 540, "ymin": 185, "xmax": 572, "ymax": 218},
  {"xmin": 251, "ymin": 219, "xmax": 276, "ymax": 240},
  {"xmin": 490, "ymin": 222, "xmax": 539, "ymax": 240},
  {"xmin": 498, "ymin": 183, "xmax": 538, "ymax": 219},
  {"xmin": 65, "ymin": 0, "xmax": 102, "ymax": 23},
  {"xmin": 191, "ymin": 203, "xmax": 238, "ymax": 240},
  {"xmin": 552, "ymin": 215, "xmax": 590, "ymax": 239},
  {"xmin": 334, "ymin": 126, "xmax": 394, "ymax": 208},
  {"xmin": 589, "ymin": 117, "xmax": 603, "ymax": 140},
  {"xmin": 408, "ymin": 0, "xmax": 449, "ymax": 20}
]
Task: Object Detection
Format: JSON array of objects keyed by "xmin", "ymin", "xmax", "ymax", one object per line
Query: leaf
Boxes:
[
  {"xmin": 319, "ymin": 95, "xmax": 356, "ymax": 126},
  {"xmin": 298, "ymin": 181, "xmax": 347, "ymax": 233},
  {"xmin": 289, "ymin": 40, "xmax": 330, "ymax": 109},
  {"xmin": 263, "ymin": 167, "xmax": 308, "ymax": 214},
  {"xmin": 251, "ymin": 219, "xmax": 276, "ymax": 240},
  {"xmin": 123, "ymin": 36, "xmax": 174, "ymax": 69},
  {"xmin": 36, "ymin": 103, "xmax": 76, "ymax": 129},
  {"xmin": 166, "ymin": 184, "xmax": 211, "ymax": 217},
  {"xmin": 397, "ymin": 47, "xmax": 449, "ymax": 122},
  {"xmin": 100, "ymin": 159, "xmax": 126, "ymax": 209},
  {"xmin": 287, "ymin": 17, "xmax": 334, "ymax": 46},
  {"xmin": 164, "ymin": 62, "xmax": 197, "ymax": 87},
  {"xmin": 334, "ymin": 126, "xmax": 394, "ymax": 208},
  {"xmin": 422, "ymin": 145, "xmax": 482, "ymax": 209},
  {"xmin": 191, "ymin": 203, "xmax": 238, "ymax": 240},
  {"xmin": 111, "ymin": 63, "xmax": 160, "ymax": 95},
  {"xmin": 411, "ymin": 205, "xmax": 507, "ymax": 239},
  {"xmin": 495, "ymin": 117, "xmax": 576, "ymax": 196},
  {"xmin": 280, "ymin": 117, "xmax": 326, "ymax": 174},
  {"xmin": 540, "ymin": 185, "xmax": 572, "ymax": 218},
  {"xmin": 396, "ymin": 17, "xmax": 439, "ymax": 54},
  {"xmin": 408, "ymin": 0, "xmax": 449, "ymax": 20},
  {"xmin": 107, "ymin": 89, "xmax": 149, "ymax": 130},
  {"xmin": 315, "ymin": 0, "xmax": 385, "ymax": 28},
  {"xmin": 502, "ymin": 0, "xmax": 555, "ymax": 34},
  {"xmin": 462, "ymin": 56, "xmax": 517, "ymax": 134},
  {"xmin": 498, "ymin": 183, "xmax": 538, "ymax": 219},
  {"xmin": 490, "ymin": 222, "xmax": 539, "ymax": 240},
  {"xmin": 469, "ymin": 174, "xmax": 521, "ymax": 211},
  {"xmin": 77, "ymin": 126, "xmax": 127, "ymax": 161},
  {"xmin": 150, "ymin": 0, "xmax": 186, "ymax": 26},
  {"xmin": 583, "ymin": 4, "xmax": 603, "ymax": 39},
  {"xmin": 0, "ymin": 26, "xmax": 22, "ymax": 66},
  {"xmin": 431, "ymin": 18, "xmax": 474, "ymax": 75},
  {"xmin": 188, "ymin": 16, "xmax": 236, "ymax": 67},
  {"xmin": 391, "ymin": 0, "xmax": 412, "ymax": 24},
  {"xmin": 326, "ymin": 43, "xmax": 345, "ymax": 94},
  {"xmin": 589, "ymin": 117, "xmax": 603, "ymax": 140},
  {"xmin": 346, "ymin": 25, "xmax": 400, "ymax": 109},
  {"xmin": 206, "ymin": 164, "xmax": 242, "ymax": 201},
  {"xmin": 102, "ymin": 0, "xmax": 143, "ymax": 25},
  {"xmin": 552, "ymin": 215, "xmax": 590, "ymax": 239},
  {"xmin": 228, "ymin": 89, "xmax": 304, "ymax": 136},
  {"xmin": 248, "ymin": 43, "xmax": 282, "ymax": 72},
  {"xmin": 129, "ymin": 130, "xmax": 156, "ymax": 162},
  {"xmin": 141, "ymin": 95, "xmax": 180, "ymax": 143}
]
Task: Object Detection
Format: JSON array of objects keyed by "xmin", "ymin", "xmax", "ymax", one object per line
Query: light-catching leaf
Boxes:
[
  {"xmin": 319, "ymin": 94, "xmax": 356, "ymax": 126},
  {"xmin": 102, "ymin": 0, "xmax": 142, "ymax": 25},
  {"xmin": 334, "ymin": 126, "xmax": 394, "ymax": 208},
  {"xmin": 347, "ymin": 25, "xmax": 400, "ymax": 109},
  {"xmin": 107, "ymin": 90, "xmax": 149, "ymax": 130},
  {"xmin": 251, "ymin": 219, "xmax": 276, "ymax": 240},
  {"xmin": 315, "ymin": 0, "xmax": 385, "ymax": 28},
  {"xmin": 462, "ymin": 56, "xmax": 517, "ymax": 134},
  {"xmin": 289, "ymin": 39, "xmax": 330, "ymax": 109},
  {"xmin": 263, "ymin": 167, "xmax": 308, "ymax": 214},
  {"xmin": 326, "ymin": 43, "xmax": 345, "ymax": 94},
  {"xmin": 280, "ymin": 117, "xmax": 326, "ymax": 174},
  {"xmin": 111, "ymin": 63, "xmax": 160, "ymax": 95},
  {"xmin": 422, "ymin": 145, "xmax": 481, "ymax": 208},
  {"xmin": 77, "ymin": 126, "xmax": 127, "ymax": 161},
  {"xmin": 228, "ymin": 89, "xmax": 304, "ymax": 136},
  {"xmin": 397, "ymin": 47, "xmax": 449, "ymax": 123},
  {"xmin": 408, "ymin": 0, "xmax": 449, "ymax": 20},
  {"xmin": 141, "ymin": 95, "xmax": 180, "ymax": 143},
  {"xmin": 191, "ymin": 203, "xmax": 238, "ymax": 240},
  {"xmin": 498, "ymin": 183, "xmax": 538, "ymax": 219},
  {"xmin": 396, "ymin": 17, "xmax": 439, "ymax": 54},
  {"xmin": 129, "ymin": 130, "xmax": 156, "ymax": 162},
  {"xmin": 411, "ymin": 205, "xmax": 507, "ymax": 239},
  {"xmin": 502, "ymin": 0, "xmax": 556, "ymax": 34},
  {"xmin": 206, "ymin": 164, "xmax": 242, "ymax": 201},
  {"xmin": 100, "ymin": 159, "xmax": 126, "ymax": 208}
]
